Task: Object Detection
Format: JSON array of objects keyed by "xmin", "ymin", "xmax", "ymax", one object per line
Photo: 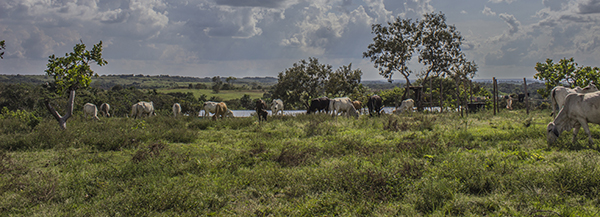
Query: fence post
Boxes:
[
  {"xmin": 493, "ymin": 77, "xmax": 497, "ymax": 115},
  {"xmin": 524, "ymin": 78, "xmax": 529, "ymax": 115}
]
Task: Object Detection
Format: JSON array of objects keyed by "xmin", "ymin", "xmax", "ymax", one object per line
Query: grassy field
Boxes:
[
  {"xmin": 157, "ymin": 88, "xmax": 267, "ymax": 101},
  {"xmin": 1, "ymin": 110, "xmax": 600, "ymax": 216}
]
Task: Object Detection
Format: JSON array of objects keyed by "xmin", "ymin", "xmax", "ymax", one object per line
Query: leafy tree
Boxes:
[
  {"xmin": 43, "ymin": 41, "xmax": 107, "ymax": 130},
  {"xmin": 363, "ymin": 16, "xmax": 418, "ymax": 84},
  {"xmin": 240, "ymin": 94, "xmax": 253, "ymax": 110},
  {"xmin": 271, "ymin": 58, "xmax": 331, "ymax": 109},
  {"xmin": 417, "ymin": 12, "xmax": 464, "ymax": 82},
  {"xmin": 0, "ymin": 40, "xmax": 5, "ymax": 59},
  {"xmin": 212, "ymin": 76, "xmax": 223, "ymax": 93},
  {"xmin": 533, "ymin": 57, "xmax": 600, "ymax": 98},
  {"xmin": 271, "ymin": 57, "xmax": 364, "ymax": 109}
]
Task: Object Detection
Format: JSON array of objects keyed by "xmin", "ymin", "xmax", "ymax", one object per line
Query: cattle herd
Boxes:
[
  {"xmin": 82, "ymin": 82, "xmax": 600, "ymax": 145},
  {"xmin": 82, "ymin": 94, "xmax": 419, "ymax": 122}
]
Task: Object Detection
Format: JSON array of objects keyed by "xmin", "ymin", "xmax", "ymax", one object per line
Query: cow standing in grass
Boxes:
[
  {"xmin": 256, "ymin": 99, "xmax": 268, "ymax": 121},
  {"xmin": 307, "ymin": 97, "xmax": 330, "ymax": 114},
  {"xmin": 393, "ymin": 99, "xmax": 414, "ymax": 114},
  {"xmin": 173, "ymin": 103, "xmax": 181, "ymax": 118},
  {"xmin": 547, "ymin": 91, "xmax": 600, "ymax": 145},
  {"xmin": 100, "ymin": 103, "xmax": 110, "ymax": 117},
  {"xmin": 271, "ymin": 99, "xmax": 284, "ymax": 116},
  {"xmin": 213, "ymin": 102, "xmax": 233, "ymax": 120},
  {"xmin": 330, "ymin": 97, "xmax": 359, "ymax": 118},
  {"xmin": 203, "ymin": 101, "xmax": 219, "ymax": 117},
  {"xmin": 83, "ymin": 103, "xmax": 100, "ymax": 120},
  {"xmin": 550, "ymin": 83, "xmax": 598, "ymax": 117},
  {"xmin": 352, "ymin": 100, "xmax": 362, "ymax": 114},
  {"xmin": 131, "ymin": 101, "xmax": 155, "ymax": 119},
  {"xmin": 367, "ymin": 95, "xmax": 382, "ymax": 116}
]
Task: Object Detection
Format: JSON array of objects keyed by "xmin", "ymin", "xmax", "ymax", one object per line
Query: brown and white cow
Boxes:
[
  {"xmin": 100, "ymin": 103, "xmax": 110, "ymax": 117},
  {"xmin": 352, "ymin": 100, "xmax": 362, "ymax": 114},
  {"xmin": 212, "ymin": 102, "xmax": 233, "ymax": 120},
  {"xmin": 173, "ymin": 103, "xmax": 181, "ymax": 118}
]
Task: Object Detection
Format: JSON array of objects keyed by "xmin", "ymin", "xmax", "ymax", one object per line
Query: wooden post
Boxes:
[
  {"xmin": 493, "ymin": 77, "xmax": 497, "ymax": 115},
  {"xmin": 440, "ymin": 79, "xmax": 443, "ymax": 113},
  {"xmin": 524, "ymin": 78, "xmax": 529, "ymax": 115}
]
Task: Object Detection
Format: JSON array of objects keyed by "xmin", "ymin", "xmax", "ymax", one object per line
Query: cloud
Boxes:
[
  {"xmin": 576, "ymin": 0, "xmax": 600, "ymax": 14},
  {"xmin": 498, "ymin": 13, "xmax": 521, "ymax": 35},
  {"xmin": 488, "ymin": 0, "xmax": 517, "ymax": 3},
  {"xmin": 482, "ymin": 6, "xmax": 496, "ymax": 16}
]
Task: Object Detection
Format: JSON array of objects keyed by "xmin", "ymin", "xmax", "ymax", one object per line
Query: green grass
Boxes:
[
  {"xmin": 2, "ymin": 110, "xmax": 600, "ymax": 216},
  {"xmin": 157, "ymin": 88, "xmax": 267, "ymax": 100}
]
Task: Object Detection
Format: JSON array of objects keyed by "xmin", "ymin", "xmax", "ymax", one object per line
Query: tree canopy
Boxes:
[
  {"xmin": 44, "ymin": 41, "xmax": 107, "ymax": 129},
  {"xmin": 271, "ymin": 57, "xmax": 364, "ymax": 109},
  {"xmin": 0, "ymin": 40, "xmax": 5, "ymax": 59},
  {"xmin": 533, "ymin": 57, "xmax": 600, "ymax": 98},
  {"xmin": 363, "ymin": 12, "xmax": 469, "ymax": 85}
]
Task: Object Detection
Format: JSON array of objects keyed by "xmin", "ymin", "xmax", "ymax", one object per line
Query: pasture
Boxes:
[
  {"xmin": 1, "ymin": 110, "xmax": 600, "ymax": 216},
  {"xmin": 157, "ymin": 88, "xmax": 267, "ymax": 101}
]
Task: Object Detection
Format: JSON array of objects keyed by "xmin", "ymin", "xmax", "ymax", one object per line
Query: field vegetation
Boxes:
[{"xmin": 1, "ymin": 109, "xmax": 599, "ymax": 216}]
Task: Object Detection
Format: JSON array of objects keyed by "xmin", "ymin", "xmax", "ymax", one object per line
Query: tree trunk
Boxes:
[{"xmin": 45, "ymin": 89, "xmax": 75, "ymax": 130}]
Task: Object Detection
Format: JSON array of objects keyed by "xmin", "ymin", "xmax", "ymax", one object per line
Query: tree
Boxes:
[
  {"xmin": 533, "ymin": 57, "xmax": 600, "ymax": 98},
  {"xmin": 0, "ymin": 40, "xmax": 5, "ymax": 59},
  {"xmin": 212, "ymin": 76, "xmax": 223, "ymax": 93},
  {"xmin": 417, "ymin": 12, "xmax": 464, "ymax": 82},
  {"xmin": 324, "ymin": 63, "xmax": 363, "ymax": 97},
  {"xmin": 44, "ymin": 41, "xmax": 107, "ymax": 130},
  {"xmin": 363, "ymin": 17, "xmax": 418, "ymax": 84}
]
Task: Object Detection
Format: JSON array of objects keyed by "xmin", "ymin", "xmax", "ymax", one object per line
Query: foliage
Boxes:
[
  {"xmin": 0, "ymin": 107, "xmax": 41, "ymax": 132},
  {"xmin": 271, "ymin": 57, "xmax": 363, "ymax": 109},
  {"xmin": 0, "ymin": 40, "xmax": 5, "ymax": 59},
  {"xmin": 364, "ymin": 12, "xmax": 472, "ymax": 85},
  {"xmin": 533, "ymin": 57, "xmax": 600, "ymax": 98}
]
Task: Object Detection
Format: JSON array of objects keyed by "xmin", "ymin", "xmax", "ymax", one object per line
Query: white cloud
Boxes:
[{"xmin": 482, "ymin": 6, "xmax": 496, "ymax": 16}]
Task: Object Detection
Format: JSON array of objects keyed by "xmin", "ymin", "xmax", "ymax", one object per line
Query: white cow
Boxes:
[
  {"xmin": 202, "ymin": 101, "xmax": 219, "ymax": 117},
  {"xmin": 100, "ymin": 103, "xmax": 110, "ymax": 117},
  {"xmin": 329, "ymin": 97, "xmax": 359, "ymax": 118},
  {"xmin": 550, "ymin": 83, "xmax": 598, "ymax": 117},
  {"xmin": 131, "ymin": 101, "xmax": 155, "ymax": 119},
  {"xmin": 271, "ymin": 99, "xmax": 284, "ymax": 116},
  {"xmin": 83, "ymin": 103, "xmax": 100, "ymax": 120},
  {"xmin": 173, "ymin": 103, "xmax": 181, "ymax": 118},
  {"xmin": 547, "ymin": 91, "xmax": 600, "ymax": 145},
  {"xmin": 393, "ymin": 99, "xmax": 414, "ymax": 114}
]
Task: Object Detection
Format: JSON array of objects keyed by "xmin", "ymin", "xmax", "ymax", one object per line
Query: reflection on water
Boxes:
[{"xmin": 199, "ymin": 107, "xmax": 424, "ymax": 117}]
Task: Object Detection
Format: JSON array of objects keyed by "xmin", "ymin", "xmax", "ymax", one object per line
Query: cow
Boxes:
[
  {"xmin": 550, "ymin": 83, "xmax": 598, "ymax": 117},
  {"xmin": 307, "ymin": 97, "xmax": 330, "ymax": 114},
  {"xmin": 203, "ymin": 101, "xmax": 219, "ymax": 117},
  {"xmin": 367, "ymin": 95, "xmax": 383, "ymax": 116},
  {"xmin": 256, "ymin": 99, "xmax": 268, "ymax": 121},
  {"xmin": 271, "ymin": 99, "xmax": 284, "ymax": 116},
  {"xmin": 83, "ymin": 103, "xmax": 100, "ymax": 120},
  {"xmin": 547, "ymin": 91, "xmax": 600, "ymax": 145},
  {"xmin": 173, "ymin": 103, "xmax": 181, "ymax": 118},
  {"xmin": 352, "ymin": 100, "xmax": 362, "ymax": 114},
  {"xmin": 393, "ymin": 99, "xmax": 414, "ymax": 114},
  {"xmin": 213, "ymin": 102, "xmax": 233, "ymax": 120},
  {"xmin": 505, "ymin": 95, "xmax": 513, "ymax": 110},
  {"xmin": 329, "ymin": 97, "xmax": 359, "ymax": 118},
  {"xmin": 131, "ymin": 101, "xmax": 155, "ymax": 119},
  {"xmin": 100, "ymin": 103, "xmax": 110, "ymax": 117}
]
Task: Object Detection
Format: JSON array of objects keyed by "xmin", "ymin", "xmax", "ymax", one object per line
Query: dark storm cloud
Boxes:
[{"xmin": 577, "ymin": 0, "xmax": 600, "ymax": 14}]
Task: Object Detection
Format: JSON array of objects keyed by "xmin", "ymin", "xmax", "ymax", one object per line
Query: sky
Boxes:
[{"xmin": 2, "ymin": 0, "xmax": 600, "ymax": 82}]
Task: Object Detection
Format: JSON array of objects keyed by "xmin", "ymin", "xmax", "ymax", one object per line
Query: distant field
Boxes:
[{"xmin": 157, "ymin": 88, "xmax": 267, "ymax": 100}]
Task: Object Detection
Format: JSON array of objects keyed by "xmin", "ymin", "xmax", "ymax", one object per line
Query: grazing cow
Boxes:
[
  {"xmin": 330, "ymin": 97, "xmax": 359, "ymax": 118},
  {"xmin": 393, "ymin": 99, "xmax": 414, "ymax": 114},
  {"xmin": 550, "ymin": 83, "xmax": 598, "ymax": 117},
  {"xmin": 505, "ymin": 95, "xmax": 513, "ymax": 110},
  {"xmin": 547, "ymin": 91, "xmax": 600, "ymax": 145},
  {"xmin": 256, "ymin": 99, "xmax": 268, "ymax": 121},
  {"xmin": 271, "ymin": 99, "xmax": 284, "ymax": 116},
  {"xmin": 83, "ymin": 103, "xmax": 100, "ymax": 120},
  {"xmin": 367, "ymin": 95, "xmax": 383, "ymax": 116},
  {"xmin": 213, "ymin": 102, "xmax": 233, "ymax": 120},
  {"xmin": 100, "ymin": 103, "xmax": 110, "ymax": 117},
  {"xmin": 203, "ymin": 101, "xmax": 219, "ymax": 117},
  {"xmin": 307, "ymin": 97, "xmax": 330, "ymax": 114},
  {"xmin": 173, "ymin": 103, "xmax": 181, "ymax": 118},
  {"xmin": 131, "ymin": 101, "xmax": 155, "ymax": 119},
  {"xmin": 352, "ymin": 100, "xmax": 362, "ymax": 114}
]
